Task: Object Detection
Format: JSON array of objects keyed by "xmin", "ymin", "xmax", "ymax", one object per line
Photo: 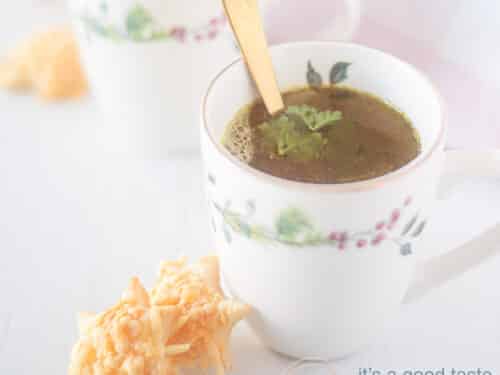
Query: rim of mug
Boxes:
[{"xmin": 201, "ymin": 41, "xmax": 447, "ymax": 193}]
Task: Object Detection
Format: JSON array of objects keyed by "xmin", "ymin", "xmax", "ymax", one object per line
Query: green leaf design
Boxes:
[
  {"xmin": 307, "ymin": 61, "xmax": 323, "ymax": 87},
  {"xmin": 401, "ymin": 214, "xmax": 418, "ymax": 236},
  {"xmin": 213, "ymin": 197, "xmax": 418, "ymax": 255},
  {"xmin": 245, "ymin": 199, "xmax": 256, "ymax": 216},
  {"xmin": 99, "ymin": 1, "xmax": 108, "ymax": 13},
  {"xmin": 303, "ymin": 231, "xmax": 324, "ymax": 244},
  {"xmin": 150, "ymin": 30, "xmax": 171, "ymax": 40},
  {"xmin": 286, "ymin": 105, "xmax": 342, "ymax": 131},
  {"xmin": 275, "ymin": 207, "xmax": 313, "ymax": 241},
  {"xmin": 250, "ymin": 225, "xmax": 268, "ymax": 240},
  {"xmin": 223, "ymin": 225, "xmax": 232, "ymax": 243},
  {"xmin": 225, "ymin": 213, "xmax": 241, "ymax": 232},
  {"xmin": 208, "ymin": 173, "xmax": 216, "ymax": 185},
  {"xmin": 239, "ymin": 222, "xmax": 252, "ymax": 237},
  {"xmin": 330, "ymin": 62, "xmax": 351, "ymax": 84},
  {"xmin": 400, "ymin": 242, "xmax": 412, "ymax": 256},
  {"xmin": 126, "ymin": 4, "xmax": 154, "ymax": 39},
  {"xmin": 412, "ymin": 221, "xmax": 426, "ymax": 237},
  {"xmin": 211, "ymin": 216, "xmax": 216, "ymax": 232},
  {"xmin": 82, "ymin": 16, "xmax": 107, "ymax": 37}
]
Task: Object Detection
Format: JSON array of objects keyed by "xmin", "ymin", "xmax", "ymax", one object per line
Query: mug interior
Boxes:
[{"xmin": 202, "ymin": 42, "xmax": 444, "ymax": 189}]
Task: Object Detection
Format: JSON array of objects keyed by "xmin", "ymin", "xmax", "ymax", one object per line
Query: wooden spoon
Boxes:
[{"xmin": 223, "ymin": 0, "xmax": 284, "ymax": 115}]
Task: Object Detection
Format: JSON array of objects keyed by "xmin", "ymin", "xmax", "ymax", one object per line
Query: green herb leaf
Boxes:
[
  {"xmin": 277, "ymin": 127, "xmax": 325, "ymax": 159},
  {"xmin": 286, "ymin": 104, "xmax": 342, "ymax": 131},
  {"xmin": 288, "ymin": 132, "xmax": 325, "ymax": 160},
  {"xmin": 258, "ymin": 117, "xmax": 287, "ymax": 149},
  {"xmin": 312, "ymin": 109, "xmax": 343, "ymax": 130},
  {"xmin": 276, "ymin": 119, "xmax": 302, "ymax": 155},
  {"xmin": 258, "ymin": 104, "xmax": 341, "ymax": 160},
  {"xmin": 258, "ymin": 116, "xmax": 327, "ymax": 160}
]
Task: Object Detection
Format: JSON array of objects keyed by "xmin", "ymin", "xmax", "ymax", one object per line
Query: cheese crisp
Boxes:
[
  {"xmin": 68, "ymin": 256, "xmax": 250, "ymax": 375},
  {"xmin": 0, "ymin": 28, "xmax": 87, "ymax": 100}
]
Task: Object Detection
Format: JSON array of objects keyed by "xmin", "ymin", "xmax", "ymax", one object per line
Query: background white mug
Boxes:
[
  {"xmin": 201, "ymin": 41, "xmax": 500, "ymax": 359},
  {"xmin": 68, "ymin": 0, "xmax": 360, "ymax": 157}
]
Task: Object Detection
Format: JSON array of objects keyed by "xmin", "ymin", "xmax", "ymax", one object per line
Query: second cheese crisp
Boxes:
[
  {"xmin": 0, "ymin": 28, "xmax": 87, "ymax": 100},
  {"xmin": 68, "ymin": 256, "xmax": 250, "ymax": 375}
]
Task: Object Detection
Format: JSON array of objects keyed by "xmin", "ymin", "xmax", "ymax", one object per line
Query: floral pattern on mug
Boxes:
[
  {"xmin": 208, "ymin": 176, "xmax": 425, "ymax": 255},
  {"xmin": 206, "ymin": 61, "xmax": 425, "ymax": 256},
  {"xmin": 307, "ymin": 60, "xmax": 351, "ymax": 86},
  {"xmin": 79, "ymin": 2, "xmax": 227, "ymax": 43}
]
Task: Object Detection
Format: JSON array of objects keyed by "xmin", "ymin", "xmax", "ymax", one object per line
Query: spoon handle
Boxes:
[{"xmin": 223, "ymin": 0, "xmax": 284, "ymax": 115}]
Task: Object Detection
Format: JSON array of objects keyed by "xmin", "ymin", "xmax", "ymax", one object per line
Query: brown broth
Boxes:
[{"xmin": 224, "ymin": 85, "xmax": 420, "ymax": 184}]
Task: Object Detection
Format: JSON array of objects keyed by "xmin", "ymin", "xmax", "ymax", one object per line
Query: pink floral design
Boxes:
[
  {"xmin": 210, "ymin": 169, "xmax": 425, "ymax": 257},
  {"xmin": 81, "ymin": 3, "xmax": 227, "ymax": 44},
  {"xmin": 324, "ymin": 196, "xmax": 423, "ymax": 253}
]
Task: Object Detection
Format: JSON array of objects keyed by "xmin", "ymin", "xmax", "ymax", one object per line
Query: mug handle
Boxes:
[
  {"xmin": 323, "ymin": 0, "xmax": 361, "ymax": 42},
  {"xmin": 261, "ymin": 0, "xmax": 361, "ymax": 44},
  {"xmin": 404, "ymin": 149, "xmax": 500, "ymax": 303}
]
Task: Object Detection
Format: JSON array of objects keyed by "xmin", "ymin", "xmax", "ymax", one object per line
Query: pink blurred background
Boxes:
[
  {"xmin": 262, "ymin": 0, "xmax": 500, "ymax": 148},
  {"xmin": 14, "ymin": 0, "xmax": 500, "ymax": 148}
]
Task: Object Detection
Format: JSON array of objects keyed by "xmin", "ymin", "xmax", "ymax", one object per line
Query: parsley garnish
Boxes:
[
  {"xmin": 257, "ymin": 105, "xmax": 342, "ymax": 160},
  {"xmin": 285, "ymin": 104, "xmax": 342, "ymax": 131}
]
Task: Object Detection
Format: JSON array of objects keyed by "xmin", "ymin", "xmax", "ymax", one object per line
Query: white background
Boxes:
[{"xmin": 0, "ymin": 1, "xmax": 499, "ymax": 374}]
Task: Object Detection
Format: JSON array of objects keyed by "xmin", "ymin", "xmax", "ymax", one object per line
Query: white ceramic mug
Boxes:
[
  {"xmin": 68, "ymin": 0, "xmax": 360, "ymax": 157},
  {"xmin": 68, "ymin": 0, "xmax": 236, "ymax": 157},
  {"xmin": 201, "ymin": 42, "xmax": 500, "ymax": 359}
]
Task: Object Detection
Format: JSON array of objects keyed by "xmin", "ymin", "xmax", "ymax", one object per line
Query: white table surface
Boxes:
[{"xmin": 1, "ymin": 2, "xmax": 500, "ymax": 374}]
